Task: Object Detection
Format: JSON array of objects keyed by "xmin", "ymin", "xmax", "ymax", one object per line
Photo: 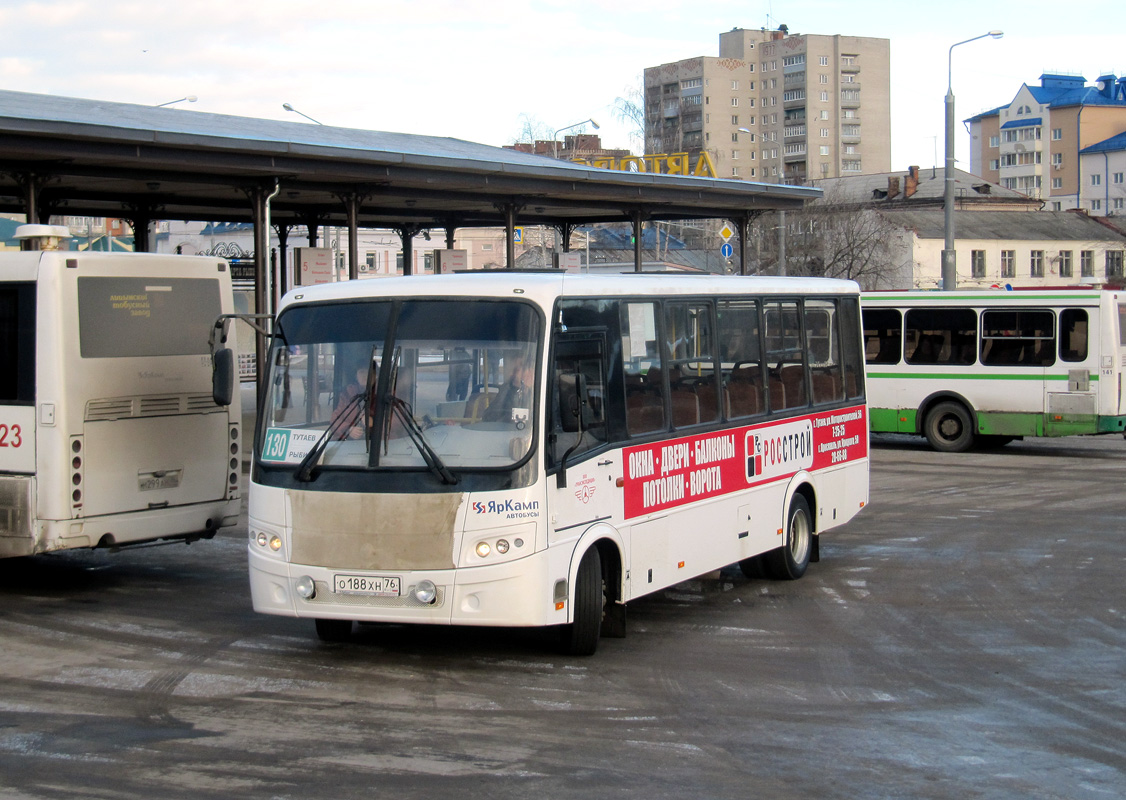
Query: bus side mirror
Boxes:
[{"xmin": 212, "ymin": 347, "xmax": 235, "ymax": 406}]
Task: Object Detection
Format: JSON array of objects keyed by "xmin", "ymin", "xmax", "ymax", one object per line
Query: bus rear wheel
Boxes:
[
  {"xmin": 315, "ymin": 618, "xmax": 353, "ymax": 642},
  {"xmin": 559, "ymin": 546, "xmax": 602, "ymax": 656},
  {"xmin": 923, "ymin": 401, "xmax": 975, "ymax": 453},
  {"xmin": 764, "ymin": 494, "xmax": 813, "ymax": 581}
]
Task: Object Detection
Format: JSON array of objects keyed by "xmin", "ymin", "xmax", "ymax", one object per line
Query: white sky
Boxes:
[{"xmin": 1, "ymin": 0, "xmax": 1122, "ymax": 174}]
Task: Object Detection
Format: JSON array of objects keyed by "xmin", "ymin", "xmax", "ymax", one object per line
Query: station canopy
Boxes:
[{"xmin": 0, "ymin": 89, "xmax": 818, "ymax": 231}]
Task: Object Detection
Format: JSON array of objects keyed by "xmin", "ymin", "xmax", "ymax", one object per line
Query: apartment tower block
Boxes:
[{"xmin": 644, "ymin": 25, "xmax": 891, "ymax": 183}]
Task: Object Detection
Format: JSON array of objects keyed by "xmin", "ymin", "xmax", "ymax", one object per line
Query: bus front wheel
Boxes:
[
  {"xmin": 764, "ymin": 494, "xmax": 813, "ymax": 581},
  {"xmin": 923, "ymin": 401, "xmax": 975, "ymax": 452},
  {"xmin": 315, "ymin": 618, "xmax": 353, "ymax": 642},
  {"xmin": 560, "ymin": 546, "xmax": 603, "ymax": 656}
]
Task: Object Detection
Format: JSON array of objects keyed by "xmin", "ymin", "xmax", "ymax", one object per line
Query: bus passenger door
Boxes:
[{"xmin": 547, "ymin": 335, "xmax": 619, "ymax": 544}]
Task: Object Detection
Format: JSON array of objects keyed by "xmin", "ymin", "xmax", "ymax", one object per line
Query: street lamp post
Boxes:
[
  {"xmin": 283, "ymin": 103, "xmax": 324, "ymax": 125},
  {"xmin": 943, "ymin": 29, "xmax": 1002, "ymax": 290},
  {"xmin": 156, "ymin": 95, "xmax": 197, "ymax": 107},
  {"xmin": 553, "ymin": 118, "xmax": 600, "ymax": 159}
]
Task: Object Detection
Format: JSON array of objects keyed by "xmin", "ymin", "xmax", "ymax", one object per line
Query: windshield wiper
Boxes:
[
  {"xmin": 387, "ymin": 395, "xmax": 458, "ymax": 485},
  {"xmin": 294, "ymin": 391, "xmax": 366, "ymax": 482}
]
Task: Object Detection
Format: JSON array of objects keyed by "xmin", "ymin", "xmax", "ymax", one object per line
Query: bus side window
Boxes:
[
  {"xmin": 862, "ymin": 308, "xmax": 901, "ymax": 365},
  {"xmin": 717, "ymin": 299, "xmax": 763, "ymax": 419},
  {"xmin": 839, "ymin": 296, "xmax": 865, "ymax": 399},
  {"xmin": 1059, "ymin": 309, "xmax": 1088, "ymax": 362},
  {"xmin": 621, "ymin": 302, "xmax": 666, "ymax": 435},
  {"xmin": 806, "ymin": 299, "xmax": 844, "ymax": 404},
  {"xmin": 551, "ymin": 341, "xmax": 607, "ymax": 463},
  {"xmin": 905, "ymin": 308, "xmax": 976, "ymax": 366},
  {"xmin": 764, "ymin": 300, "xmax": 807, "ymax": 410},
  {"xmin": 664, "ymin": 301, "xmax": 719, "ymax": 427}
]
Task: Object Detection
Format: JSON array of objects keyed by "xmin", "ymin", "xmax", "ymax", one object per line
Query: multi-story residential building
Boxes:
[
  {"xmin": 643, "ymin": 25, "xmax": 890, "ymax": 184},
  {"xmin": 967, "ymin": 73, "xmax": 1126, "ymax": 213},
  {"xmin": 1079, "ymin": 131, "xmax": 1126, "ymax": 218}
]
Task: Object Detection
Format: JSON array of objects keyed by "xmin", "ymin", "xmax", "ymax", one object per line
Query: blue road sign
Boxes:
[{"xmin": 720, "ymin": 242, "xmax": 733, "ymax": 258}]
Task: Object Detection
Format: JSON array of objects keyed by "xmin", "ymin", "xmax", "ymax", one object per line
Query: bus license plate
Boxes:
[
  {"xmin": 333, "ymin": 574, "xmax": 401, "ymax": 597},
  {"xmin": 138, "ymin": 471, "xmax": 181, "ymax": 491}
]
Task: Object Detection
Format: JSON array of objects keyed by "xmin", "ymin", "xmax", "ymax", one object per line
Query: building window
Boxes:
[
  {"xmin": 842, "ymin": 124, "xmax": 861, "ymax": 137},
  {"xmin": 819, "ymin": 56, "xmax": 828, "ymax": 66},
  {"xmin": 731, "ymin": 80, "xmax": 739, "ymax": 90},
  {"xmin": 748, "ymin": 63, "xmax": 755, "ymax": 72},
  {"xmin": 1107, "ymin": 251, "xmax": 1125, "ymax": 278},
  {"xmin": 1052, "ymin": 128, "xmax": 1062, "ymax": 140},
  {"xmin": 1114, "ymin": 172, "xmax": 1124, "ymax": 184},
  {"xmin": 732, "ymin": 133, "xmax": 740, "ymax": 143},
  {"xmin": 1030, "ymin": 250, "xmax": 1044, "ymax": 278},
  {"xmin": 1092, "ymin": 174, "xmax": 1101, "ymax": 186},
  {"xmin": 971, "ymin": 250, "xmax": 986, "ymax": 278},
  {"xmin": 731, "ymin": 149, "xmax": 739, "ymax": 158},
  {"xmin": 989, "ymin": 135, "xmax": 1000, "ymax": 148},
  {"xmin": 731, "ymin": 97, "xmax": 739, "ymax": 107},
  {"xmin": 1001, "ymin": 250, "xmax": 1015, "ymax": 278},
  {"xmin": 732, "ymin": 167, "xmax": 740, "ymax": 177},
  {"xmin": 732, "ymin": 115, "xmax": 739, "ymax": 125},
  {"xmin": 1052, "ymin": 177, "xmax": 1062, "ymax": 189},
  {"xmin": 841, "ymin": 74, "xmax": 855, "ymax": 83},
  {"xmin": 750, "ymin": 168, "xmax": 756, "ymax": 177},
  {"xmin": 681, "ymin": 78, "xmax": 702, "ymax": 89},
  {"xmin": 820, "ymin": 110, "xmax": 829, "ymax": 120},
  {"xmin": 821, "ymin": 92, "xmax": 829, "ymax": 102},
  {"xmin": 1081, "ymin": 251, "xmax": 1094, "ymax": 277},
  {"xmin": 821, "ymin": 128, "xmax": 829, "ymax": 137},
  {"xmin": 1115, "ymin": 198, "xmax": 1125, "ymax": 210},
  {"xmin": 841, "ymin": 55, "xmax": 857, "ymax": 67},
  {"xmin": 1092, "ymin": 199, "xmax": 1102, "ymax": 211},
  {"xmin": 820, "ymin": 145, "xmax": 830, "ymax": 155},
  {"xmin": 1051, "ymin": 153, "xmax": 1062, "ymax": 165},
  {"xmin": 842, "ymin": 159, "xmax": 862, "ymax": 172},
  {"xmin": 1051, "ymin": 202, "xmax": 1062, "ymax": 210},
  {"xmin": 820, "ymin": 74, "xmax": 828, "ymax": 84},
  {"xmin": 1059, "ymin": 250, "xmax": 1073, "ymax": 278}
]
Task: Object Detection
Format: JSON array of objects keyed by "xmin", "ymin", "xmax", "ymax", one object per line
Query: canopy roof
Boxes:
[{"xmin": 0, "ymin": 90, "xmax": 818, "ymax": 230}]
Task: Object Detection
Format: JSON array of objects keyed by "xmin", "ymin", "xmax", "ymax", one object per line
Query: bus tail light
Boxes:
[
  {"xmin": 70, "ymin": 437, "xmax": 84, "ymax": 514},
  {"xmin": 227, "ymin": 424, "xmax": 240, "ymax": 497}
]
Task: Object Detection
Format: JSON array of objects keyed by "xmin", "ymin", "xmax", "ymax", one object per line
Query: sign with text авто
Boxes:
[{"xmin": 571, "ymin": 152, "xmax": 718, "ymax": 179}]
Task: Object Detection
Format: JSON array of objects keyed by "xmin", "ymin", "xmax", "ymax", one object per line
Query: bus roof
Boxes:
[
  {"xmin": 279, "ymin": 272, "xmax": 861, "ymax": 312},
  {"xmin": 861, "ymin": 288, "xmax": 1120, "ymax": 306}
]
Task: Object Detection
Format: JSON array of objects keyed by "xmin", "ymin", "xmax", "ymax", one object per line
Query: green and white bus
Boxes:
[{"xmin": 862, "ymin": 289, "xmax": 1126, "ymax": 451}]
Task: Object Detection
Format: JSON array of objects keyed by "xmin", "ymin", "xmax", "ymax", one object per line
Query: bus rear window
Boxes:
[
  {"xmin": 78, "ymin": 277, "xmax": 222, "ymax": 358},
  {"xmin": 0, "ymin": 284, "xmax": 35, "ymax": 403}
]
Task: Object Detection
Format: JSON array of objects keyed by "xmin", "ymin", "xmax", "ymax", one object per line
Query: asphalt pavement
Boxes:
[{"xmin": 0, "ymin": 433, "xmax": 1123, "ymax": 799}]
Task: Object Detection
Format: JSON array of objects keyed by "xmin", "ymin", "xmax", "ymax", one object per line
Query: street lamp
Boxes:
[
  {"xmin": 283, "ymin": 103, "xmax": 324, "ymax": 125},
  {"xmin": 943, "ymin": 29, "xmax": 1002, "ymax": 290},
  {"xmin": 156, "ymin": 95, "xmax": 197, "ymax": 107},
  {"xmin": 553, "ymin": 118, "xmax": 600, "ymax": 159}
]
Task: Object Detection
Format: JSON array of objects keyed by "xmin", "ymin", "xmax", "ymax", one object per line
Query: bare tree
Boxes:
[
  {"xmin": 755, "ymin": 187, "xmax": 907, "ymax": 288},
  {"xmin": 612, "ymin": 78, "xmax": 645, "ymax": 153},
  {"xmin": 510, "ymin": 114, "xmax": 554, "ymax": 146}
]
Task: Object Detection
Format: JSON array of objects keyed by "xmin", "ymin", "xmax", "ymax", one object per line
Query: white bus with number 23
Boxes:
[{"xmin": 0, "ymin": 226, "xmax": 242, "ymax": 559}]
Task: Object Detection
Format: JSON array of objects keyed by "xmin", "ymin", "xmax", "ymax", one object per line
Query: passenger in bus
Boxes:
[{"xmin": 333, "ymin": 365, "xmax": 371, "ymax": 439}]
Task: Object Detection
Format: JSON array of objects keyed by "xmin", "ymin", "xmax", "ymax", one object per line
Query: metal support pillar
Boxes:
[
  {"xmin": 560, "ymin": 222, "xmax": 577, "ymax": 253},
  {"xmin": 14, "ymin": 172, "xmax": 50, "ymax": 224},
  {"xmin": 394, "ymin": 224, "xmax": 422, "ymax": 276},
  {"xmin": 275, "ymin": 223, "xmax": 291, "ymax": 298},
  {"xmin": 731, "ymin": 212, "xmax": 762, "ymax": 276},
  {"xmin": 338, "ymin": 192, "xmax": 364, "ymax": 281},
  {"xmin": 631, "ymin": 209, "xmax": 644, "ymax": 273},
  {"xmin": 245, "ymin": 182, "xmax": 278, "ymax": 408}
]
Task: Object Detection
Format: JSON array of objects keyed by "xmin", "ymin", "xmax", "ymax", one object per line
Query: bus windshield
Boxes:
[{"xmin": 261, "ymin": 298, "xmax": 541, "ymax": 473}]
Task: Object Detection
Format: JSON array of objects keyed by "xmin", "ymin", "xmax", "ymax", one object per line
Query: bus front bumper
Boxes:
[{"xmin": 249, "ymin": 546, "xmax": 571, "ymax": 629}]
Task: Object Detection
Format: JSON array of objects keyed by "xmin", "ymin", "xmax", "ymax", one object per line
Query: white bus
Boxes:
[
  {"xmin": 244, "ymin": 273, "xmax": 869, "ymax": 654},
  {"xmin": 862, "ymin": 289, "xmax": 1126, "ymax": 451},
  {"xmin": 0, "ymin": 229, "xmax": 242, "ymax": 558}
]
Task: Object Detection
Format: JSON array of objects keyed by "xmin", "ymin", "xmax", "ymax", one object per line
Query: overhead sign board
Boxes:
[{"xmin": 572, "ymin": 151, "xmax": 718, "ymax": 179}]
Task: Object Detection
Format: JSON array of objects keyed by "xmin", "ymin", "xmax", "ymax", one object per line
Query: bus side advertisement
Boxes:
[{"xmin": 622, "ymin": 405, "xmax": 868, "ymax": 518}]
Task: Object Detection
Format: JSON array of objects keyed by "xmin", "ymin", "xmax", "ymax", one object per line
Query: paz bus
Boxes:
[
  {"xmin": 862, "ymin": 289, "xmax": 1126, "ymax": 452},
  {"xmin": 0, "ymin": 226, "xmax": 242, "ymax": 558},
  {"xmin": 241, "ymin": 272, "xmax": 869, "ymax": 654}
]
